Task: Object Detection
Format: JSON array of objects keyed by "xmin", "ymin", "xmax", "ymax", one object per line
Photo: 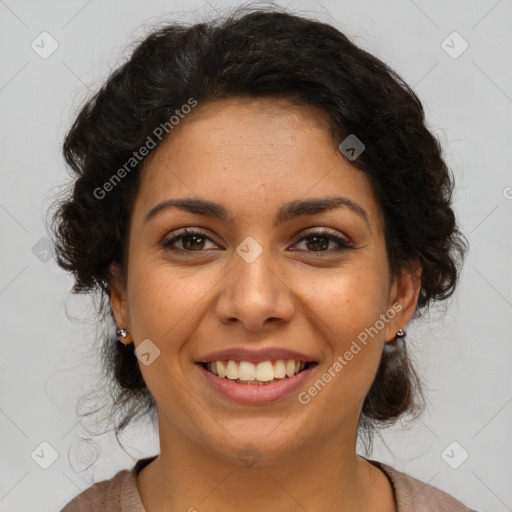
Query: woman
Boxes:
[{"xmin": 53, "ymin": 5, "xmax": 474, "ymax": 511}]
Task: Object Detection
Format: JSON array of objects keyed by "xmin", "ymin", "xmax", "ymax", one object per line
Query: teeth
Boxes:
[
  {"xmin": 205, "ymin": 359, "xmax": 308, "ymax": 383},
  {"xmin": 217, "ymin": 360, "xmax": 227, "ymax": 378},
  {"xmin": 285, "ymin": 360, "xmax": 295, "ymax": 377},
  {"xmin": 273, "ymin": 360, "xmax": 286, "ymax": 378},
  {"xmin": 238, "ymin": 361, "xmax": 256, "ymax": 381},
  {"xmin": 226, "ymin": 360, "xmax": 238, "ymax": 380},
  {"xmin": 255, "ymin": 361, "xmax": 274, "ymax": 381}
]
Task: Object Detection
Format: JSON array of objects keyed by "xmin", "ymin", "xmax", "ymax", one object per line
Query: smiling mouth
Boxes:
[{"xmin": 198, "ymin": 360, "xmax": 317, "ymax": 385}]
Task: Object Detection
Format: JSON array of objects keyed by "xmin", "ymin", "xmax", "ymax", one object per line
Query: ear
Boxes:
[
  {"xmin": 109, "ymin": 262, "xmax": 130, "ymax": 330},
  {"xmin": 385, "ymin": 260, "xmax": 422, "ymax": 342}
]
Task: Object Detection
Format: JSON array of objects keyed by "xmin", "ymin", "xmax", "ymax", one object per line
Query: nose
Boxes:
[{"xmin": 213, "ymin": 245, "xmax": 295, "ymax": 332}]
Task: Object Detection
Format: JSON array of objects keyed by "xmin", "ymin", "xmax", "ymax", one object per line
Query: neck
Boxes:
[{"xmin": 137, "ymin": 414, "xmax": 394, "ymax": 512}]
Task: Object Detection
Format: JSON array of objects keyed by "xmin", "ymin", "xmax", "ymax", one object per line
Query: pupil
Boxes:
[
  {"xmin": 184, "ymin": 235, "xmax": 204, "ymax": 250},
  {"xmin": 307, "ymin": 236, "xmax": 328, "ymax": 251}
]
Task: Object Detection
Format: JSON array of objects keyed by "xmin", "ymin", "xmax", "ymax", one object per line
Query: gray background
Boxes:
[{"xmin": 1, "ymin": 0, "xmax": 511, "ymax": 510}]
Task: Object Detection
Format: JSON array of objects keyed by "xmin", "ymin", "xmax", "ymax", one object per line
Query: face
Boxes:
[{"xmin": 110, "ymin": 97, "xmax": 420, "ymax": 465}]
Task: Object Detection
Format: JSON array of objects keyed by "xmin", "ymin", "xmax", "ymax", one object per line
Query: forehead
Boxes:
[
  {"xmin": 143, "ymin": 96, "xmax": 339, "ymax": 172},
  {"xmin": 134, "ymin": 97, "xmax": 383, "ymax": 230}
]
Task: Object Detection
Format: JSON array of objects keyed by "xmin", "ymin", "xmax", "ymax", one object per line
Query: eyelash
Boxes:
[{"xmin": 161, "ymin": 227, "xmax": 355, "ymax": 254}]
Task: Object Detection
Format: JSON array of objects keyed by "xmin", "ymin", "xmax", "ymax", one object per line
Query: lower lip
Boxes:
[{"xmin": 196, "ymin": 363, "xmax": 317, "ymax": 404}]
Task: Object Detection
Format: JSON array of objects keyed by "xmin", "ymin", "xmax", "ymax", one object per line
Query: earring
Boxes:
[
  {"xmin": 116, "ymin": 328, "xmax": 132, "ymax": 344},
  {"xmin": 396, "ymin": 328, "xmax": 405, "ymax": 339}
]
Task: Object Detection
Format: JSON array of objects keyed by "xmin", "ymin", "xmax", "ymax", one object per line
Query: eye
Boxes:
[
  {"xmin": 161, "ymin": 227, "xmax": 355, "ymax": 254},
  {"xmin": 290, "ymin": 228, "xmax": 355, "ymax": 253},
  {"xmin": 162, "ymin": 228, "xmax": 217, "ymax": 252}
]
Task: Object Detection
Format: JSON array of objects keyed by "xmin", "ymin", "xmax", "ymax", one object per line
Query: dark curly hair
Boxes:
[{"xmin": 48, "ymin": 3, "xmax": 467, "ymax": 453}]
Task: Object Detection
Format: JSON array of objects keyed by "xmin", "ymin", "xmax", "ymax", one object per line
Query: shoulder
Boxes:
[
  {"xmin": 60, "ymin": 468, "xmax": 129, "ymax": 511},
  {"xmin": 367, "ymin": 459, "xmax": 478, "ymax": 512},
  {"xmin": 59, "ymin": 457, "xmax": 155, "ymax": 512}
]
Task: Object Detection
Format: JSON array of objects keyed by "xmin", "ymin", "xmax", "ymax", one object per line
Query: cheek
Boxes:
[
  {"xmin": 125, "ymin": 263, "xmax": 207, "ymax": 403},
  {"xmin": 310, "ymin": 261, "xmax": 390, "ymax": 341},
  {"xmin": 127, "ymin": 258, "xmax": 219, "ymax": 356},
  {"xmin": 306, "ymin": 262, "xmax": 390, "ymax": 392}
]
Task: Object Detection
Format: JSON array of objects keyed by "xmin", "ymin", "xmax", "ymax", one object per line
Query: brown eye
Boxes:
[
  {"xmin": 292, "ymin": 228, "xmax": 355, "ymax": 253},
  {"xmin": 162, "ymin": 229, "xmax": 217, "ymax": 252},
  {"xmin": 161, "ymin": 227, "xmax": 355, "ymax": 255},
  {"xmin": 303, "ymin": 235, "xmax": 330, "ymax": 251}
]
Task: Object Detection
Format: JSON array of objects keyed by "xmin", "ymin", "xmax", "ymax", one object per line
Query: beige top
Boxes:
[{"xmin": 60, "ymin": 455, "xmax": 476, "ymax": 511}]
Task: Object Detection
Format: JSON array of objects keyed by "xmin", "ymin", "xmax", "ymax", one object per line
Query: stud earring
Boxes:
[
  {"xmin": 396, "ymin": 328, "xmax": 405, "ymax": 339},
  {"xmin": 116, "ymin": 328, "xmax": 132, "ymax": 344}
]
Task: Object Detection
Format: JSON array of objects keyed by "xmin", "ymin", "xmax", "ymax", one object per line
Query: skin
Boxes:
[{"xmin": 110, "ymin": 96, "xmax": 421, "ymax": 512}]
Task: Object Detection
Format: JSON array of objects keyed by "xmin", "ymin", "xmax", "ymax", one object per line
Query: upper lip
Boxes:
[{"xmin": 196, "ymin": 347, "xmax": 318, "ymax": 364}]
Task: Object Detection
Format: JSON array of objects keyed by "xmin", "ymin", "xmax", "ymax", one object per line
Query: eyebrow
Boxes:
[{"xmin": 144, "ymin": 196, "xmax": 370, "ymax": 228}]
